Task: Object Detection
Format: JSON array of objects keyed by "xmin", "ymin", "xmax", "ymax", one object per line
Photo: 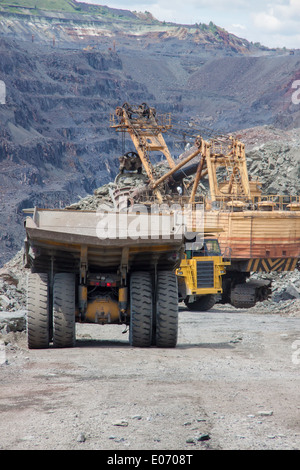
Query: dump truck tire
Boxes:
[
  {"xmin": 185, "ymin": 294, "xmax": 216, "ymax": 311},
  {"xmin": 155, "ymin": 271, "xmax": 178, "ymax": 348},
  {"xmin": 27, "ymin": 272, "xmax": 49, "ymax": 349},
  {"xmin": 53, "ymin": 273, "xmax": 76, "ymax": 348},
  {"xmin": 129, "ymin": 271, "xmax": 153, "ymax": 347}
]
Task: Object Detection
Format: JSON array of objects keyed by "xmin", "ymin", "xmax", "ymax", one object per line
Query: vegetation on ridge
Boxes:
[{"xmin": 0, "ymin": 0, "xmax": 147, "ymax": 17}]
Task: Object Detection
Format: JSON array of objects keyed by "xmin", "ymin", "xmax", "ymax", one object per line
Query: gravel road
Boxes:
[{"xmin": 0, "ymin": 303, "xmax": 300, "ymax": 451}]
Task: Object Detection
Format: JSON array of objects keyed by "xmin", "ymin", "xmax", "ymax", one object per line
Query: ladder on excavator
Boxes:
[{"xmin": 110, "ymin": 102, "xmax": 175, "ymax": 179}]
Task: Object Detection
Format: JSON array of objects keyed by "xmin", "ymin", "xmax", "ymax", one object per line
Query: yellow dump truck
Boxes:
[
  {"xmin": 176, "ymin": 237, "xmax": 229, "ymax": 311},
  {"xmin": 24, "ymin": 208, "xmax": 184, "ymax": 349}
]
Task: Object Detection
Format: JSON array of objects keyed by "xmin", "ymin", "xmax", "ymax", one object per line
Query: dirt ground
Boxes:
[{"xmin": 0, "ymin": 303, "xmax": 300, "ymax": 451}]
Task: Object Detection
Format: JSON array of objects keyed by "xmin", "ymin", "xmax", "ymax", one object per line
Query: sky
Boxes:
[{"xmin": 82, "ymin": 0, "xmax": 300, "ymax": 49}]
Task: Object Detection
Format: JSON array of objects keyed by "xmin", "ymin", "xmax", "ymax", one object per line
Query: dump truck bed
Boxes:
[{"xmin": 24, "ymin": 208, "xmax": 184, "ymax": 273}]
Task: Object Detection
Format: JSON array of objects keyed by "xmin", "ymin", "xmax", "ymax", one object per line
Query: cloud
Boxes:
[
  {"xmin": 253, "ymin": 12, "xmax": 282, "ymax": 32},
  {"xmin": 232, "ymin": 23, "xmax": 247, "ymax": 30},
  {"xmin": 252, "ymin": 0, "xmax": 300, "ymax": 43},
  {"xmin": 276, "ymin": 0, "xmax": 300, "ymax": 21}
]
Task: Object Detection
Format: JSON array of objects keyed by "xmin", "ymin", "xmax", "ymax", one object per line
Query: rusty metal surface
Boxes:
[{"xmin": 204, "ymin": 210, "xmax": 300, "ymax": 260}]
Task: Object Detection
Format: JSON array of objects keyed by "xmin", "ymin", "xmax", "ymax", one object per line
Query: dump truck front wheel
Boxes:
[
  {"xmin": 53, "ymin": 273, "xmax": 76, "ymax": 348},
  {"xmin": 129, "ymin": 271, "xmax": 153, "ymax": 347},
  {"xmin": 185, "ymin": 294, "xmax": 216, "ymax": 311},
  {"xmin": 27, "ymin": 272, "xmax": 50, "ymax": 349}
]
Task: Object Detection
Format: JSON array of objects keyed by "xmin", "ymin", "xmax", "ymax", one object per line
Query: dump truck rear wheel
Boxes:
[
  {"xmin": 155, "ymin": 271, "xmax": 178, "ymax": 348},
  {"xmin": 129, "ymin": 271, "xmax": 153, "ymax": 347},
  {"xmin": 185, "ymin": 294, "xmax": 216, "ymax": 311},
  {"xmin": 53, "ymin": 273, "xmax": 76, "ymax": 348},
  {"xmin": 27, "ymin": 272, "xmax": 49, "ymax": 349}
]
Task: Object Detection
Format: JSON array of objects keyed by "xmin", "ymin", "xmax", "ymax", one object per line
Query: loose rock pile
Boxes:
[
  {"xmin": 251, "ymin": 270, "xmax": 300, "ymax": 316},
  {"xmin": 0, "ymin": 250, "xmax": 27, "ymax": 334},
  {"xmin": 238, "ymin": 125, "xmax": 300, "ymax": 195},
  {"xmin": 65, "ymin": 163, "xmax": 170, "ymax": 211},
  {"xmin": 247, "ymin": 141, "xmax": 300, "ymax": 195},
  {"xmin": 0, "ymin": 250, "xmax": 27, "ymax": 313}
]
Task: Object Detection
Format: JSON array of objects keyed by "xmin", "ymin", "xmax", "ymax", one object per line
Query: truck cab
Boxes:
[{"xmin": 176, "ymin": 238, "xmax": 230, "ymax": 311}]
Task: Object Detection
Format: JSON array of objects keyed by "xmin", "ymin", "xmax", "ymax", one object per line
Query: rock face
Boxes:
[
  {"xmin": 251, "ymin": 270, "xmax": 300, "ymax": 316},
  {"xmin": 0, "ymin": 37, "xmax": 150, "ymax": 264}
]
